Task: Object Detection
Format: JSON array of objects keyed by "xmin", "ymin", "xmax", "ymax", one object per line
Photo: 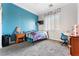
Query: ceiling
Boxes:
[{"xmin": 14, "ymin": 3, "xmax": 70, "ymax": 15}]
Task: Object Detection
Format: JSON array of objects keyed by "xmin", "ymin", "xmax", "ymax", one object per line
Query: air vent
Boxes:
[{"xmin": 49, "ymin": 4, "xmax": 53, "ymax": 7}]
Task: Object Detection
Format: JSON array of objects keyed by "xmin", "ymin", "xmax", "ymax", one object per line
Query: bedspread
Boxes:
[{"xmin": 30, "ymin": 31, "xmax": 47, "ymax": 41}]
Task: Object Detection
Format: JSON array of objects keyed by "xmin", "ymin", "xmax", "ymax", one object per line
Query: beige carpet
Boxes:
[{"xmin": 0, "ymin": 40, "xmax": 70, "ymax": 56}]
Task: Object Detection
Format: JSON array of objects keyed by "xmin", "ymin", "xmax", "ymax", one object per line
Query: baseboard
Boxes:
[{"xmin": 49, "ymin": 39, "xmax": 63, "ymax": 42}]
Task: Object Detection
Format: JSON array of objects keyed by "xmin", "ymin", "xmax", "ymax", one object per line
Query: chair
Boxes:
[{"xmin": 60, "ymin": 33, "xmax": 68, "ymax": 45}]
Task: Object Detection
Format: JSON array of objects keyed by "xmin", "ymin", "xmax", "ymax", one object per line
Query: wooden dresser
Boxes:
[{"xmin": 70, "ymin": 36, "xmax": 79, "ymax": 56}]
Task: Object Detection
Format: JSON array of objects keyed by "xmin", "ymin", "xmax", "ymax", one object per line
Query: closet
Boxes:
[{"xmin": 43, "ymin": 12, "xmax": 62, "ymax": 41}]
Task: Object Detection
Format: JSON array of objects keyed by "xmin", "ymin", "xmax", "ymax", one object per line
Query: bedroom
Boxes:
[{"xmin": 0, "ymin": 3, "xmax": 79, "ymax": 56}]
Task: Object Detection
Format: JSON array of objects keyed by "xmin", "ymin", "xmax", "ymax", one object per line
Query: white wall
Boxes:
[
  {"xmin": 38, "ymin": 14, "xmax": 45, "ymax": 31},
  {"xmin": 38, "ymin": 3, "xmax": 77, "ymax": 41},
  {"xmin": 61, "ymin": 4, "xmax": 77, "ymax": 32},
  {"xmin": 78, "ymin": 4, "xmax": 79, "ymax": 24},
  {"xmin": 0, "ymin": 3, "xmax": 2, "ymax": 48},
  {"xmin": 56, "ymin": 3, "xmax": 77, "ymax": 41},
  {"xmin": 55, "ymin": 4, "xmax": 77, "ymax": 41}
]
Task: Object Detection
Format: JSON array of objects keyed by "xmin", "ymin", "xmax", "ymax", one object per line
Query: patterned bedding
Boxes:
[{"xmin": 27, "ymin": 31, "xmax": 48, "ymax": 41}]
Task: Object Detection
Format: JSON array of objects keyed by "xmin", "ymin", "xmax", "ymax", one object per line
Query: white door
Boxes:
[
  {"xmin": 44, "ymin": 14, "xmax": 55, "ymax": 40},
  {"xmin": 54, "ymin": 13, "xmax": 62, "ymax": 41},
  {"xmin": 44, "ymin": 13, "xmax": 62, "ymax": 41},
  {"xmin": 49, "ymin": 15, "xmax": 55, "ymax": 39}
]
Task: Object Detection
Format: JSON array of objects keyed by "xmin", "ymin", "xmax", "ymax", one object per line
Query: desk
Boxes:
[{"xmin": 16, "ymin": 34, "xmax": 25, "ymax": 43}]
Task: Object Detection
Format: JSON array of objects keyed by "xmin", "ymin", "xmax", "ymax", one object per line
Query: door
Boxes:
[
  {"xmin": 53, "ymin": 13, "xmax": 61, "ymax": 41},
  {"xmin": 44, "ymin": 12, "xmax": 61, "ymax": 41}
]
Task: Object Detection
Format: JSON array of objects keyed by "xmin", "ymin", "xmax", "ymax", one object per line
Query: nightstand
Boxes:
[{"xmin": 15, "ymin": 34, "xmax": 25, "ymax": 43}]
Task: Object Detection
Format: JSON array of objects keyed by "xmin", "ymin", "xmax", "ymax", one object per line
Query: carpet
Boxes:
[{"xmin": 0, "ymin": 40, "xmax": 70, "ymax": 56}]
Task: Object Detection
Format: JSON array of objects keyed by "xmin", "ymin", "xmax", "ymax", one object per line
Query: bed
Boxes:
[{"xmin": 26, "ymin": 31, "xmax": 48, "ymax": 43}]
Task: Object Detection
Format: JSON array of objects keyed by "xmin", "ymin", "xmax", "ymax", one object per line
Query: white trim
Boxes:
[
  {"xmin": 0, "ymin": 4, "xmax": 2, "ymax": 48},
  {"xmin": 0, "ymin": 37, "xmax": 2, "ymax": 48}
]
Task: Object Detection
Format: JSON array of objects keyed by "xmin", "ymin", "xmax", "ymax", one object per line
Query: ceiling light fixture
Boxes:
[
  {"xmin": 47, "ymin": 4, "xmax": 53, "ymax": 15},
  {"xmin": 49, "ymin": 4, "xmax": 53, "ymax": 8}
]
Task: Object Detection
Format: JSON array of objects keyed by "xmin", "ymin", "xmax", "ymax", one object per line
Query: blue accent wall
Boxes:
[{"xmin": 2, "ymin": 3, "xmax": 38, "ymax": 34}]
